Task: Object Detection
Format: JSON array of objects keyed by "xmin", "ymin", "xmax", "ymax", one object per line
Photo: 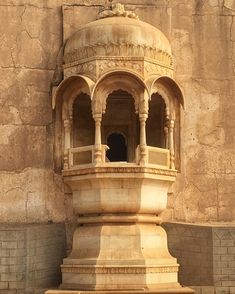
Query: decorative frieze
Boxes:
[
  {"xmin": 144, "ymin": 61, "xmax": 173, "ymax": 78},
  {"xmin": 61, "ymin": 265, "xmax": 179, "ymax": 274},
  {"xmin": 64, "ymin": 44, "xmax": 172, "ymax": 68},
  {"xmin": 98, "ymin": 58, "xmax": 143, "ymax": 77},
  {"xmin": 64, "ymin": 61, "xmax": 96, "ymax": 80},
  {"xmin": 62, "ymin": 165, "xmax": 177, "ymax": 177},
  {"xmin": 63, "ymin": 57, "xmax": 173, "ymax": 81}
]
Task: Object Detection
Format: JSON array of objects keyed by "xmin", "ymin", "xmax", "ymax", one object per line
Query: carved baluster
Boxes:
[
  {"xmin": 169, "ymin": 119, "xmax": 175, "ymax": 170},
  {"xmin": 63, "ymin": 119, "xmax": 71, "ymax": 169}
]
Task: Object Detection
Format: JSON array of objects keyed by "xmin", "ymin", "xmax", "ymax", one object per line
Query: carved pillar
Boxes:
[
  {"xmin": 139, "ymin": 94, "xmax": 148, "ymax": 164},
  {"xmin": 169, "ymin": 119, "xmax": 175, "ymax": 170},
  {"xmin": 164, "ymin": 107, "xmax": 170, "ymax": 149},
  {"xmin": 93, "ymin": 113, "xmax": 102, "ymax": 163},
  {"xmin": 63, "ymin": 119, "xmax": 71, "ymax": 169},
  {"xmin": 139, "ymin": 114, "xmax": 148, "ymax": 164},
  {"xmin": 92, "ymin": 94, "xmax": 105, "ymax": 163}
]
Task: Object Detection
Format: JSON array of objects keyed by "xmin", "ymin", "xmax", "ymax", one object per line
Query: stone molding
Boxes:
[
  {"xmin": 61, "ymin": 265, "xmax": 179, "ymax": 274},
  {"xmin": 63, "ymin": 57, "xmax": 173, "ymax": 80},
  {"xmin": 64, "ymin": 44, "xmax": 172, "ymax": 68},
  {"xmin": 77, "ymin": 214, "xmax": 163, "ymax": 224},
  {"xmin": 62, "ymin": 165, "xmax": 177, "ymax": 178}
]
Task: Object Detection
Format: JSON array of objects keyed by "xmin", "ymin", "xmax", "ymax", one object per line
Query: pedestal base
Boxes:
[
  {"xmin": 45, "ymin": 287, "xmax": 195, "ymax": 294},
  {"xmin": 57, "ymin": 167, "xmax": 193, "ymax": 294}
]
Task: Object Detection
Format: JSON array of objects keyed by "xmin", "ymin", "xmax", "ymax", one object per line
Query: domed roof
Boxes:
[{"xmin": 64, "ymin": 3, "xmax": 172, "ymax": 67}]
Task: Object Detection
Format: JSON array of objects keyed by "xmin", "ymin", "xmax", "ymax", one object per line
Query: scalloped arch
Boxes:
[{"xmin": 52, "ymin": 75, "xmax": 94, "ymax": 110}]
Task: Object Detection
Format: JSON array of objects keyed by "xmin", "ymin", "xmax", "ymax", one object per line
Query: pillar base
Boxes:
[{"xmin": 45, "ymin": 287, "xmax": 195, "ymax": 294}]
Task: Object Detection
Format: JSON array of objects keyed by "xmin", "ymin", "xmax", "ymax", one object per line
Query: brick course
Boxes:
[
  {"xmin": 0, "ymin": 224, "xmax": 66, "ymax": 294},
  {"xmin": 164, "ymin": 223, "xmax": 235, "ymax": 294}
]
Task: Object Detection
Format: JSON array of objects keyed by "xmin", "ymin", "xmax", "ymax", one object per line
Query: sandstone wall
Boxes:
[{"xmin": 0, "ymin": 0, "xmax": 234, "ymax": 223}]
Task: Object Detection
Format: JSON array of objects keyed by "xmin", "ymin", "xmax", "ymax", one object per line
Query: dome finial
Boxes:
[{"xmin": 98, "ymin": 2, "xmax": 139, "ymax": 20}]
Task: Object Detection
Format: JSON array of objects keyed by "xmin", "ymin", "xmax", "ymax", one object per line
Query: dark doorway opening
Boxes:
[{"xmin": 106, "ymin": 133, "xmax": 127, "ymax": 162}]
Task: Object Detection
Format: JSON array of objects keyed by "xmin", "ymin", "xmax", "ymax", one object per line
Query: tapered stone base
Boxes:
[
  {"xmin": 45, "ymin": 287, "xmax": 195, "ymax": 294},
  {"xmin": 53, "ymin": 166, "xmax": 194, "ymax": 294}
]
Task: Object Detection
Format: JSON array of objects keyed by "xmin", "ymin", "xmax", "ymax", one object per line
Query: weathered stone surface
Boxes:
[
  {"xmin": 0, "ymin": 168, "xmax": 73, "ymax": 223},
  {"xmin": 0, "ymin": 0, "xmax": 234, "ymax": 229}
]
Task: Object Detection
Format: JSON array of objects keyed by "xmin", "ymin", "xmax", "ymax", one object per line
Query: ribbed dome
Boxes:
[{"xmin": 64, "ymin": 4, "xmax": 172, "ymax": 66}]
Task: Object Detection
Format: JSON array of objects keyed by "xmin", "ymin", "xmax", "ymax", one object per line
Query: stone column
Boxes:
[
  {"xmin": 63, "ymin": 119, "xmax": 71, "ymax": 169},
  {"xmin": 164, "ymin": 126, "xmax": 169, "ymax": 149},
  {"xmin": 169, "ymin": 119, "xmax": 175, "ymax": 170},
  {"xmin": 139, "ymin": 94, "xmax": 148, "ymax": 164},
  {"xmin": 93, "ymin": 113, "xmax": 102, "ymax": 163},
  {"xmin": 164, "ymin": 108, "xmax": 170, "ymax": 149},
  {"xmin": 139, "ymin": 113, "xmax": 148, "ymax": 164}
]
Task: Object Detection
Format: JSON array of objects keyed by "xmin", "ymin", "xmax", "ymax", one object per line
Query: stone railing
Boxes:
[
  {"xmin": 136, "ymin": 145, "xmax": 170, "ymax": 168},
  {"xmin": 67, "ymin": 144, "xmax": 170, "ymax": 169},
  {"xmin": 68, "ymin": 145, "xmax": 109, "ymax": 168}
]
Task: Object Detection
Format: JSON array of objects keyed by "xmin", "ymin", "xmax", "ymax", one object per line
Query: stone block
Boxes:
[
  {"xmin": 0, "ymin": 249, "xmax": 10, "ymax": 257},
  {"xmin": 221, "ymin": 255, "xmax": 233, "ymax": 261},
  {"xmin": 213, "ymin": 240, "xmax": 221, "ymax": 247},
  {"xmin": 222, "ymin": 268, "xmax": 235, "ymax": 275},
  {"xmin": 221, "ymin": 281, "xmax": 235, "ymax": 287},
  {"xmin": 0, "ymin": 281, "xmax": 8, "ymax": 289},
  {"xmin": 228, "ymin": 247, "xmax": 235, "ymax": 254},
  {"xmin": 215, "ymin": 273, "xmax": 231, "ymax": 281},
  {"xmin": 215, "ymin": 287, "xmax": 229, "ymax": 294},
  {"xmin": 201, "ymin": 286, "xmax": 215, "ymax": 294},
  {"xmin": 9, "ymin": 265, "xmax": 26, "ymax": 273},
  {"xmin": 1, "ymin": 273, "xmax": 17, "ymax": 282},
  {"xmin": 9, "ymin": 249, "xmax": 26, "ymax": 257},
  {"xmin": 8, "ymin": 281, "xmax": 25, "ymax": 289},
  {"xmin": 220, "ymin": 240, "xmax": 234, "ymax": 247},
  {"xmin": 228, "ymin": 261, "xmax": 235, "ymax": 268},
  {"xmin": 2, "ymin": 242, "xmax": 18, "ymax": 249},
  {"xmin": 0, "ymin": 265, "xmax": 9, "ymax": 273},
  {"xmin": 213, "ymin": 247, "xmax": 228, "ymax": 255},
  {"xmin": 17, "ymin": 241, "xmax": 26, "ymax": 249}
]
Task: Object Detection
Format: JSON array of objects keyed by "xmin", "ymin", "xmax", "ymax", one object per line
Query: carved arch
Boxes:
[
  {"xmin": 52, "ymin": 75, "xmax": 94, "ymax": 171},
  {"xmin": 91, "ymin": 70, "xmax": 150, "ymax": 116},
  {"xmin": 52, "ymin": 75, "xmax": 94, "ymax": 109},
  {"xmin": 146, "ymin": 76, "xmax": 184, "ymax": 171},
  {"xmin": 147, "ymin": 76, "xmax": 184, "ymax": 108}
]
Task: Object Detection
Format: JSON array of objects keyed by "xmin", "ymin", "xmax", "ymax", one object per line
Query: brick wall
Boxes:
[
  {"xmin": 1, "ymin": 222, "xmax": 234, "ymax": 294},
  {"xmin": 0, "ymin": 224, "xmax": 66, "ymax": 294},
  {"xmin": 163, "ymin": 222, "xmax": 235, "ymax": 294},
  {"xmin": 212, "ymin": 228, "xmax": 235, "ymax": 294}
]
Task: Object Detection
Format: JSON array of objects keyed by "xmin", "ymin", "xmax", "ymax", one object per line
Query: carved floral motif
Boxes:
[
  {"xmin": 98, "ymin": 59, "xmax": 143, "ymax": 77},
  {"xmin": 98, "ymin": 3, "xmax": 139, "ymax": 20},
  {"xmin": 64, "ymin": 61, "xmax": 96, "ymax": 80},
  {"xmin": 145, "ymin": 62, "xmax": 173, "ymax": 77}
]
